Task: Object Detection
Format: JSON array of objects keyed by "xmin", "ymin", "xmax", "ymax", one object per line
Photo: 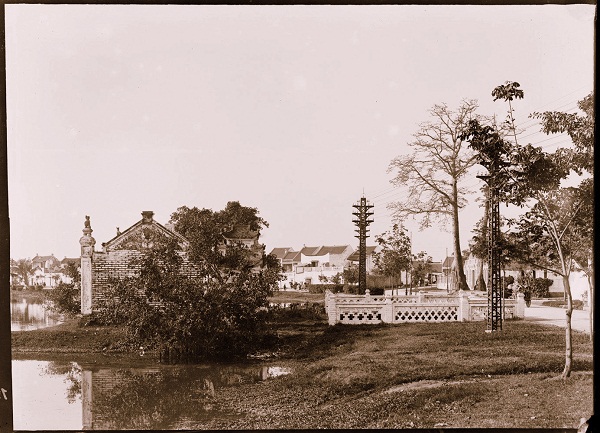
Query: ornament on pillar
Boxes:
[{"xmin": 80, "ymin": 215, "xmax": 96, "ymax": 257}]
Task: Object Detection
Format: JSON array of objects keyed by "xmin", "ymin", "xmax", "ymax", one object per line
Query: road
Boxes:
[{"xmin": 523, "ymin": 300, "xmax": 591, "ymax": 334}]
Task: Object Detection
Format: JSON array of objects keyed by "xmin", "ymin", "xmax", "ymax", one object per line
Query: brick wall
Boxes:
[{"xmin": 90, "ymin": 249, "xmax": 206, "ymax": 311}]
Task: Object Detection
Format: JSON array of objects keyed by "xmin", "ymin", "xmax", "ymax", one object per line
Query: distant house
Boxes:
[
  {"xmin": 219, "ymin": 224, "xmax": 264, "ymax": 269},
  {"xmin": 269, "ymin": 248, "xmax": 302, "ymax": 272},
  {"xmin": 346, "ymin": 246, "xmax": 379, "ymax": 273},
  {"xmin": 269, "ymin": 245, "xmax": 353, "ymax": 288},
  {"xmin": 29, "ymin": 254, "xmax": 64, "ymax": 288},
  {"xmin": 32, "ymin": 254, "xmax": 61, "ymax": 272},
  {"xmin": 462, "ymin": 254, "xmax": 585, "ymax": 299}
]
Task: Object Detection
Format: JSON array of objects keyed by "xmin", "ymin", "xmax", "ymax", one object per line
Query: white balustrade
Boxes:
[{"xmin": 324, "ymin": 290, "xmax": 525, "ymax": 325}]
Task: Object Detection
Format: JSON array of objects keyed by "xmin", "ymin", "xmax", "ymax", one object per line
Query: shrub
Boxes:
[
  {"xmin": 306, "ymin": 284, "xmax": 345, "ymax": 294},
  {"xmin": 531, "ymin": 278, "xmax": 553, "ymax": 298},
  {"xmin": 45, "ymin": 282, "xmax": 81, "ymax": 317},
  {"xmin": 94, "ymin": 244, "xmax": 278, "ymax": 362}
]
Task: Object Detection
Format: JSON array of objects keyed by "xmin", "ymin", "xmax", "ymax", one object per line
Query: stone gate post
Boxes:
[{"xmin": 79, "ymin": 216, "xmax": 96, "ymax": 315}]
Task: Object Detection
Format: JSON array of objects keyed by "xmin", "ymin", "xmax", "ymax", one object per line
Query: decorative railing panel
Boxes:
[
  {"xmin": 324, "ymin": 290, "xmax": 524, "ymax": 326},
  {"xmin": 393, "ymin": 305, "xmax": 459, "ymax": 323}
]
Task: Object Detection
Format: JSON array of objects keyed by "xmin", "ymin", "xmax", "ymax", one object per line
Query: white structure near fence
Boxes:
[{"xmin": 324, "ymin": 290, "xmax": 525, "ymax": 325}]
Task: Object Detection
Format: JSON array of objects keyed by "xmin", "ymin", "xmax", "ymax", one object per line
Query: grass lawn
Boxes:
[
  {"xmin": 12, "ymin": 312, "xmax": 593, "ymax": 429},
  {"xmin": 269, "ymin": 290, "xmax": 326, "ymax": 304}
]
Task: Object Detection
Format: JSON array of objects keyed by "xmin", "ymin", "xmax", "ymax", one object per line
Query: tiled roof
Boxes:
[
  {"xmin": 32, "ymin": 255, "xmax": 57, "ymax": 263},
  {"xmin": 269, "ymin": 248, "xmax": 293, "ymax": 259},
  {"xmin": 442, "ymin": 256, "xmax": 454, "ymax": 268},
  {"xmin": 319, "ymin": 245, "xmax": 351, "ymax": 255},
  {"xmin": 300, "ymin": 246, "xmax": 321, "ymax": 256},
  {"xmin": 429, "ymin": 262, "xmax": 443, "ymax": 273},
  {"xmin": 283, "ymin": 251, "xmax": 302, "ymax": 262},
  {"xmin": 347, "ymin": 246, "xmax": 377, "ymax": 262},
  {"xmin": 61, "ymin": 257, "xmax": 81, "ymax": 265}
]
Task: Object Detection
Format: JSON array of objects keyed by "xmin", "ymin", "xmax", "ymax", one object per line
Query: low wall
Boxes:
[{"xmin": 324, "ymin": 290, "xmax": 525, "ymax": 325}]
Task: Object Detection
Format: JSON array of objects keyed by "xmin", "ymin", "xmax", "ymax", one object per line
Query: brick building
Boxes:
[{"xmin": 79, "ymin": 211, "xmax": 203, "ymax": 314}]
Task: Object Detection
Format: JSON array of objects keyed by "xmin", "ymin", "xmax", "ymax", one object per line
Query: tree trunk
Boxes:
[
  {"xmin": 561, "ymin": 275, "xmax": 573, "ymax": 379},
  {"xmin": 451, "ymin": 182, "xmax": 469, "ymax": 291}
]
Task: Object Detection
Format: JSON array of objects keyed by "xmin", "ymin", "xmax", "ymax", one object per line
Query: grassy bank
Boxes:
[
  {"xmin": 202, "ymin": 320, "xmax": 593, "ymax": 429},
  {"xmin": 12, "ymin": 314, "xmax": 593, "ymax": 429}
]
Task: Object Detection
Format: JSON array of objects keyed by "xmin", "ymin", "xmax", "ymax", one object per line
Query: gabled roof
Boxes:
[
  {"xmin": 319, "ymin": 245, "xmax": 351, "ymax": 255},
  {"xmin": 300, "ymin": 245, "xmax": 352, "ymax": 257},
  {"xmin": 347, "ymin": 246, "xmax": 377, "ymax": 262},
  {"xmin": 300, "ymin": 246, "xmax": 321, "ymax": 256},
  {"xmin": 32, "ymin": 255, "xmax": 58, "ymax": 263},
  {"xmin": 283, "ymin": 251, "xmax": 302, "ymax": 262},
  {"xmin": 61, "ymin": 257, "xmax": 81, "ymax": 266},
  {"xmin": 103, "ymin": 211, "xmax": 189, "ymax": 252},
  {"xmin": 269, "ymin": 247, "xmax": 294, "ymax": 260},
  {"xmin": 442, "ymin": 256, "xmax": 454, "ymax": 268},
  {"xmin": 428, "ymin": 262, "xmax": 443, "ymax": 273}
]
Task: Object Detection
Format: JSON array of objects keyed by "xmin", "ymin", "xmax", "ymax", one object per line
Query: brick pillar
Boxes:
[{"xmin": 80, "ymin": 216, "xmax": 96, "ymax": 315}]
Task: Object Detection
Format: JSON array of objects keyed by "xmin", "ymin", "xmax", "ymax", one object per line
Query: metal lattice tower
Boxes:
[
  {"xmin": 478, "ymin": 169, "xmax": 502, "ymax": 332},
  {"xmin": 352, "ymin": 197, "xmax": 374, "ymax": 293}
]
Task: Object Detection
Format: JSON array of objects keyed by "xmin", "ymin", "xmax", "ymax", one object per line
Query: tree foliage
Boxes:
[
  {"xmin": 14, "ymin": 259, "xmax": 33, "ymax": 287},
  {"xmin": 373, "ymin": 224, "xmax": 411, "ymax": 278},
  {"xmin": 461, "ymin": 85, "xmax": 594, "ymax": 379},
  {"xmin": 169, "ymin": 201, "xmax": 273, "ymax": 279},
  {"xmin": 411, "ymin": 251, "xmax": 433, "ymax": 286},
  {"xmin": 95, "ymin": 240, "xmax": 279, "ymax": 362}
]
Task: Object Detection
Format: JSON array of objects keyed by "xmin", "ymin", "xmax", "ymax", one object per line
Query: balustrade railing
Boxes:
[{"xmin": 324, "ymin": 290, "xmax": 525, "ymax": 325}]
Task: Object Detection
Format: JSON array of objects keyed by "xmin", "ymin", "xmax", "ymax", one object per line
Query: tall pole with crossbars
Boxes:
[
  {"xmin": 352, "ymin": 196, "xmax": 374, "ymax": 294},
  {"xmin": 477, "ymin": 165, "xmax": 502, "ymax": 332}
]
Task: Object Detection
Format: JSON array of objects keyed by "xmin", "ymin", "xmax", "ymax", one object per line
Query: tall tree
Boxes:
[
  {"xmin": 14, "ymin": 259, "xmax": 33, "ymax": 287},
  {"xmin": 531, "ymin": 92, "xmax": 594, "ymax": 343},
  {"xmin": 461, "ymin": 87, "xmax": 593, "ymax": 379},
  {"xmin": 387, "ymin": 100, "xmax": 481, "ymax": 291},
  {"xmin": 169, "ymin": 201, "xmax": 272, "ymax": 279}
]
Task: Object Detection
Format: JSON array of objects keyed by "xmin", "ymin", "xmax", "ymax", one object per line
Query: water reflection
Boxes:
[
  {"xmin": 12, "ymin": 359, "xmax": 291, "ymax": 430},
  {"xmin": 11, "ymin": 299, "xmax": 62, "ymax": 331}
]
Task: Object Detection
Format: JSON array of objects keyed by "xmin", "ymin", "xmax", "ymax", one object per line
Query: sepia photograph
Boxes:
[{"xmin": 3, "ymin": 3, "xmax": 595, "ymax": 431}]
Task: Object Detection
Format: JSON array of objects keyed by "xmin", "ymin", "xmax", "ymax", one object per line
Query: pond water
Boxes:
[
  {"xmin": 12, "ymin": 359, "xmax": 291, "ymax": 430},
  {"xmin": 10, "ymin": 299, "xmax": 62, "ymax": 331}
]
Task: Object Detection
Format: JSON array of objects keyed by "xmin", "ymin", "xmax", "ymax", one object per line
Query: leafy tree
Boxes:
[
  {"xmin": 45, "ymin": 282, "xmax": 81, "ymax": 316},
  {"xmin": 95, "ymin": 239, "xmax": 278, "ymax": 362},
  {"xmin": 169, "ymin": 201, "xmax": 272, "ymax": 280},
  {"xmin": 343, "ymin": 264, "xmax": 359, "ymax": 286},
  {"xmin": 531, "ymin": 92, "xmax": 594, "ymax": 342},
  {"xmin": 373, "ymin": 224, "xmax": 411, "ymax": 288},
  {"xmin": 14, "ymin": 258, "xmax": 33, "ymax": 287},
  {"xmin": 411, "ymin": 251, "xmax": 433, "ymax": 287},
  {"xmin": 387, "ymin": 100, "xmax": 482, "ymax": 291},
  {"xmin": 461, "ymin": 85, "xmax": 593, "ymax": 379}
]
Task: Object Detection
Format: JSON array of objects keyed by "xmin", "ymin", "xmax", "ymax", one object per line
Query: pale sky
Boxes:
[{"xmin": 5, "ymin": 4, "xmax": 595, "ymax": 262}]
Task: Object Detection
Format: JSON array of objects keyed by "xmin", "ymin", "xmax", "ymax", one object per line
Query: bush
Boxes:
[
  {"xmin": 368, "ymin": 288, "xmax": 385, "ymax": 296},
  {"xmin": 268, "ymin": 302, "xmax": 326, "ymax": 321},
  {"xmin": 45, "ymin": 282, "xmax": 80, "ymax": 316},
  {"xmin": 541, "ymin": 300, "xmax": 584, "ymax": 310},
  {"xmin": 306, "ymin": 284, "xmax": 345, "ymax": 294},
  {"xmin": 531, "ymin": 278, "xmax": 553, "ymax": 298},
  {"xmin": 94, "ymin": 244, "xmax": 278, "ymax": 362}
]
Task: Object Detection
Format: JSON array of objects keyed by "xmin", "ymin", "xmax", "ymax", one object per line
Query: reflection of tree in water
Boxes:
[
  {"xmin": 42, "ymin": 362, "xmax": 82, "ymax": 404},
  {"xmin": 91, "ymin": 365, "xmax": 264, "ymax": 430}
]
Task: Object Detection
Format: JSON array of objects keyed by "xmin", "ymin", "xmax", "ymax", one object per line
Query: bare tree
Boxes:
[{"xmin": 387, "ymin": 100, "xmax": 481, "ymax": 291}]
